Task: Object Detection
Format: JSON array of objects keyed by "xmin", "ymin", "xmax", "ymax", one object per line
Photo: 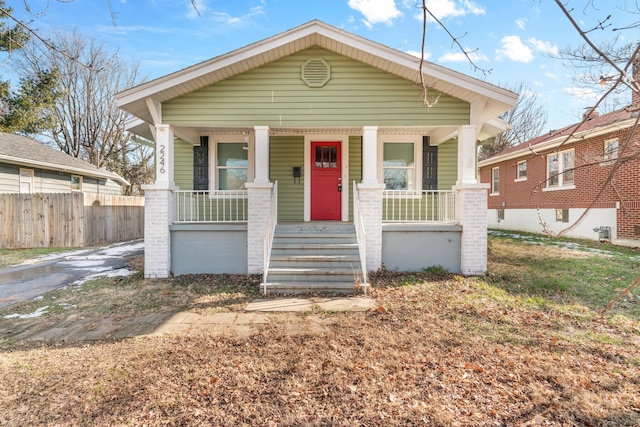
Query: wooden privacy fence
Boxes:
[{"xmin": 0, "ymin": 193, "xmax": 145, "ymax": 248}]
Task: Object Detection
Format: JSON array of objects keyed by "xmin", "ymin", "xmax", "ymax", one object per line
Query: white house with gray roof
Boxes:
[{"xmin": 0, "ymin": 132, "xmax": 128, "ymax": 194}]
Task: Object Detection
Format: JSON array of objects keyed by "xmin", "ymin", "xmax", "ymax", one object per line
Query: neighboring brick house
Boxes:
[{"xmin": 478, "ymin": 88, "xmax": 640, "ymax": 247}]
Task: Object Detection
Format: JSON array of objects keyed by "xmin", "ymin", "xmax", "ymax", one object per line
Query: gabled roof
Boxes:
[
  {"xmin": 478, "ymin": 107, "xmax": 639, "ymax": 167},
  {"xmin": 116, "ymin": 20, "xmax": 517, "ymax": 135},
  {"xmin": 0, "ymin": 132, "xmax": 129, "ymax": 186}
]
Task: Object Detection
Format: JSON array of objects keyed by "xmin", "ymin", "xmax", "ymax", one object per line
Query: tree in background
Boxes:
[
  {"xmin": 478, "ymin": 81, "xmax": 548, "ymax": 161},
  {"xmin": 13, "ymin": 30, "xmax": 152, "ymax": 194},
  {"xmin": 0, "ymin": 1, "xmax": 58, "ymax": 134}
]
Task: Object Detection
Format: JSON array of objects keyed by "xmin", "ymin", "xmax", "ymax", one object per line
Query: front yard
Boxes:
[{"xmin": 0, "ymin": 233, "xmax": 638, "ymax": 426}]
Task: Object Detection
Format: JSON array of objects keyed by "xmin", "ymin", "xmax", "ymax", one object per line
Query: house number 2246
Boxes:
[{"xmin": 159, "ymin": 144, "xmax": 166, "ymax": 174}]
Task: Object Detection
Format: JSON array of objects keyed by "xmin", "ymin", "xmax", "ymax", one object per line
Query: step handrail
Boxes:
[
  {"xmin": 262, "ymin": 181, "xmax": 278, "ymax": 295},
  {"xmin": 353, "ymin": 181, "xmax": 368, "ymax": 295}
]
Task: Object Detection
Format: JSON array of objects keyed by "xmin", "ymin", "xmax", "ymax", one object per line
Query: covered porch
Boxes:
[{"xmin": 144, "ymin": 124, "xmax": 487, "ymax": 288}]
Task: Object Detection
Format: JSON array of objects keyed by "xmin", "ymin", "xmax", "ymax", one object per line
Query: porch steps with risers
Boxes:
[{"xmin": 261, "ymin": 222, "xmax": 364, "ymax": 294}]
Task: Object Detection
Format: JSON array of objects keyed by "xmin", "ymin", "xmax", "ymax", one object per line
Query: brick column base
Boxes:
[
  {"xmin": 246, "ymin": 183, "xmax": 274, "ymax": 274},
  {"xmin": 357, "ymin": 183, "xmax": 385, "ymax": 271},
  {"xmin": 454, "ymin": 184, "xmax": 490, "ymax": 275},
  {"xmin": 142, "ymin": 184, "xmax": 177, "ymax": 278}
]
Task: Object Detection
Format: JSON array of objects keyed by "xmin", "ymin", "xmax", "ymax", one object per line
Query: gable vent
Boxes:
[{"xmin": 301, "ymin": 58, "xmax": 331, "ymax": 88}]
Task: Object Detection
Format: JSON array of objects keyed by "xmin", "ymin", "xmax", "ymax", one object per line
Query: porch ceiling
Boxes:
[{"xmin": 116, "ymin": 20, "xmax": 517, "ymax": 133}]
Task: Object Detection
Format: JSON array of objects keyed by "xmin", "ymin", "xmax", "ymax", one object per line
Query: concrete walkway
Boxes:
[
  {"xmin": 2, "ymin": 297, "xmax": 377, "ymax": 343},
  {"xmin": 152, "ymin": 297, "xmax": 377, "ymax": 337}
]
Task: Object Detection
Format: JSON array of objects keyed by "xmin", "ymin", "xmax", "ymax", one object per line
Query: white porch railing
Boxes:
[
  {"xmin": 382, "ymin": 190, "xmax": 456, "ymax": 222},
  {"xmin": 262, "ymin": 181, "xmax": 278, "ymax": 295},
  {"xmin": 174, "ymin": 190, "xmax": 248, "ymax": 223},
  {"xmin": 353, "ymin": 182, "xmax": 368, "ymax": 295}
]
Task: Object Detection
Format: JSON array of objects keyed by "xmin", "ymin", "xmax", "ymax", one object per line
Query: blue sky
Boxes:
[{"xmin": 6, "ymin": 0, "xmax": 638, "ymax": 130}]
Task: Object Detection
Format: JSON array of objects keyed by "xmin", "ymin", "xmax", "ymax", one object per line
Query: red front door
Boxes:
[{"xmin": 311, "ymin": 141, "xmax": 341, "ymax": 220}]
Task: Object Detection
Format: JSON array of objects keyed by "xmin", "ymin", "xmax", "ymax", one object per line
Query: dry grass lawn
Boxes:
[{"xmin": 0, "ymin": 235, "xmax": 639, "ymax": 426}]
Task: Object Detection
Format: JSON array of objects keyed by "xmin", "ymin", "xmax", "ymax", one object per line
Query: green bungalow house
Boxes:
[{"xmin": 116, "ymin": 20, "xmax": 517, "ymax": 292}]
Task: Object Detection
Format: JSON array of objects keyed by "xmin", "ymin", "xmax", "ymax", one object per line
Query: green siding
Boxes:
[
  {"xmin": 348, "ymin": 136, "xmax": 362, "ymax": 221},
  {"xmin": 163, "ymin": 48, "xmax": 470, "ymax": 127},
  {"xmin": 174, "ymin": 138, "xmax": 194, "ymax": 190},
  {"xmin": 270, "ymin": 136, "xmax": 304, "ymax": 221},
  {"xmin": 437, "ymin": 139, "xmax": 458, "ymax": 190}
]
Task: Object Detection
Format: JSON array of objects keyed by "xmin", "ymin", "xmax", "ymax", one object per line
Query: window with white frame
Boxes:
[
  {"xmin": 19, "ymin": 168, "xmax": 34, "ymax": 193},
  {"xmin": 71, "ymin": 175, "xmax": 82, "ymax": 191},
  {"xmin": 516, "ymin": 160, "xmax": 527, "ymax": 181},
  {"xmin": 216, "ymin": 142, "xmax": 248, "ymax": 190},
  {"xmin": 383, "ymin": 142, "xmax": 415, "ymax": 190},
  {"xmin": 547, "ymin": 149, "xmax": 574, "ymax": 189},
  {"xmin": 604, "ymin": 138, "xmax": 618, "ymax": 161},
  {"xmin": 491, "ymin": 167, "xmax": 500, "ymax": 195}
]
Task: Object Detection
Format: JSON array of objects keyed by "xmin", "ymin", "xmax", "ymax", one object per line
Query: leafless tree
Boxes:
[
  {"xmin": 478, "ymin": 81, "xmax": 548, "ymax": 161},
  {"xmin": 13, "ymin": 30, "xmax": 152, "ymax": 194}
]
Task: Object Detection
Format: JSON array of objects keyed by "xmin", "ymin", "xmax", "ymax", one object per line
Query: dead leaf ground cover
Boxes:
[{"xmin": 0, "ymin": 233, "xmax": 639, "ymax": 426}]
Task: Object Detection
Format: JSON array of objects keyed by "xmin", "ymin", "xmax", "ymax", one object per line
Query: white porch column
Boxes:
[
  {"xmin": 154, "ymin": 124, "xmax": 175, "ymax": 187},
  {"xmin": 254, "ymin": 126, "xmax": 270, "ymax": 184},
  {"xmin": 142, "ymin": 184, "xmax": 177, "ymax": 278},
  {"xmin": 362, "ymin": 126, "xmax": 379, "ymax": 184},
  {"xmin": 454, "ymin": 183, "xmax": 490, "ymax": 275},
  {"xmin": 142, "ymin": 123, "xmax": 177, "ymax": 278},
  {"xmin": 357, "ymin": 183, "xmax": 385, "ymax": 271},
  {"xmin": 457, "ymin": 124, "xmax": 478, "ymax": 185},
  {"xmin": 246, "ymin": 183, "xmax": 274, "ymax": 274}
]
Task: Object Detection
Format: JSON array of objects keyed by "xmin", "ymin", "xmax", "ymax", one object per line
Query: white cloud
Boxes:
[
  {"xmin": 419, "ymin": 0, "xmax": 485, "ymax": 21},
  {"xmin": 544, "ymin": 72, "xmax": 560, "ymax": 81},
  {"xmin": 348, "ymin": 0, "xmax": 402, "ymax": 27},
  {"xmin": 96, "ymin": 24, "xmax": 172, "ymax": 35},
  {"xmin": 210, "ymin": 5, "xmax": 265, "ymax": 26},
  {"xmin": 565, "ymin": 86, "xmax": 599, "ymax": 102},
  {"xmin": 528, "ymin": 37, "xmax": 559, "ymax": 56},
  {"xmin": 495, "ymin": 35, "xmax": 534, "ymax": 63},
  {"xmin": 515, "ymin": 18, "xmax": 527, "ymax": 29},
  {"xmin": 437, "ymin": 49, "xmax": 488, "ymax": 63},
  {"xmin": 407, "ymin": 50, "xmax": 431, "ymax": 59}
]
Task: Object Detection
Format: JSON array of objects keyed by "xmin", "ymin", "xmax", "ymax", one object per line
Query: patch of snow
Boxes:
[
  {"xmin": 33, "ymin": 296, "xmax": 44, "ymax": 301},
  {"xmin": 3, "ymin": 306, "xmax": 50, "ymax": 319},
  {"xmin": 71, "ymin": 268, "xmax": 137, "ymax": 288},
  {"xmin": 489, "ymin": 230, "xmax": 614, "ymax": 256},
  {"xmin": 58, "ymin": 303, "xmax": 76, "ymax": 309}
]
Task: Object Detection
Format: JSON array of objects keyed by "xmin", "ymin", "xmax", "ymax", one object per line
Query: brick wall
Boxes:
[
  {"xmin": 247, "ymin": 185, "xmax": 274, "ymax": 274},
  {"xmin": 143, "ymin": 188, "xmax": 175, "ymax": 278},
  {"xmin": 456, "ymin": 185, "xmax": 489, "ymax": 275},
  {"xmin": 356, "ymin": 184, "xmax": 384, "ymax": 271},
  {"xmin": 480, "ymin": 127, "xmax": 640, "ymax": 240}
]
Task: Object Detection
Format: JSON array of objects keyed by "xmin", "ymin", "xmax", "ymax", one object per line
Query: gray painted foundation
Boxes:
[
  {"xmin": 382, "ymin": 223, "xmax": 462, "ymax": 273},
  {"xmin": 171, "ymin": 224, "xmax": 248, "ymax": 275}
]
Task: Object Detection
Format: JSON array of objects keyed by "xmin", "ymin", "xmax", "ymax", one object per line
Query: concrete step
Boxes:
[
  {"xmin": 268, "ymin": 267, "xmax": 358, "ymax": 282},
  {"xmin": 270, "ymin": 254, "xmax": 361, "ymax": 266},
  {"xmin": 275, "ymin": 223, "xmax": 356, "ymax": 234},
  {"xmin": 273, "ymin": 234, "xmax": 357, "ymax": 244},
  {"xmin": 260, "ymin": 281, "xmax": 362, "ymax": 294},
  {"xmin": 265, "ymin": 222, "xmax": 363, "ymax": 294}
]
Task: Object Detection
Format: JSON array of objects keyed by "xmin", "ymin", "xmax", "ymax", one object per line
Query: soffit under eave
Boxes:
[{"xmin": 118, "ymin": 28, "xmax": 516, "ymax": 127}]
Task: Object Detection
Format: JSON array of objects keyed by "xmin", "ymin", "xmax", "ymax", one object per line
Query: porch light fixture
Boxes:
[{"xmin": 243, "ymin": 131, "xmax": 249, "ymax": 150}]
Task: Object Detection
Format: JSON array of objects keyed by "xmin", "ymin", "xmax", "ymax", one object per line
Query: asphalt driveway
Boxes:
[{"xmin": 0, "ymin": 240, "xmax": 144, "ymax": 309}]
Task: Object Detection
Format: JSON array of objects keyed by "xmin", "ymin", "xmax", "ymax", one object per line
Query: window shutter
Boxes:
[
  {"xmin": 193, "ymin": 136, "xmax": 209, "ymax": 190},
  {"xmin": 422, "ymin": 136, "xmax": 438, "ymax": 190}
]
